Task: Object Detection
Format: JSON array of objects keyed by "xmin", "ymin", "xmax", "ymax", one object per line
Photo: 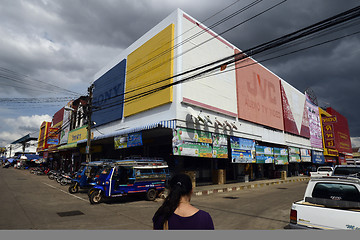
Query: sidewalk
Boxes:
[{"xmin": 191, "ymin": 176, "xmax": 310, "ymax": 197}]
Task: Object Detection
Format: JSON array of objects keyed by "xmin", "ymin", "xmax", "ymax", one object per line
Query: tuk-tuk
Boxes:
[
  {"xmin": 88, "ymin": 158, "xmax": 169, "ymax": 204},
  {"xmin": 68, "ymin": 160, "xmax": 114, "ymax": 194}
]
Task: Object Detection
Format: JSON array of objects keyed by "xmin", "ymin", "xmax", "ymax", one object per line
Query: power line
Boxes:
[{"xmin": 92, "ymin": 5, "xmax": 360, "ymax": 112}]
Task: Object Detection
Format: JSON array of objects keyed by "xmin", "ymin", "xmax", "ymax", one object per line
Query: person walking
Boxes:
[{"xmin": 152, "ymin": 173, "xmax": 214, "ymax": 230}]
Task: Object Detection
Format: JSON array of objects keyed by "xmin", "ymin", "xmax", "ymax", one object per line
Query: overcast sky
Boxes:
[{"xmin": 0, "ymin": 0, "xmax": 359, "ymax": 148}]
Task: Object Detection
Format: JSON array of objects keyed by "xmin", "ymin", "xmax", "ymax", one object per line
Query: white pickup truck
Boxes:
[
  {"xmin": 309, "ymin": 166, "xmax": 333, "ymax": 177},
  {"xmin": 290, "ymin": 176, "xmax": 360, "ymax": 230}
]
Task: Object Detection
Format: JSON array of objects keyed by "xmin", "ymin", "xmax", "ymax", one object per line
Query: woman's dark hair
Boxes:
[{"xmin": 153, "ymin": 173, "xmax": 193, "ymax": 228}]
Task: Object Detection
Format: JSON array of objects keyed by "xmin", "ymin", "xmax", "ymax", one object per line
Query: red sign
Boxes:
[
  {"xmin": 323, "ymin": 121, "xmax": 336, "ymax": 149},
  {"xmin": 326, "ymin": 108, "xmax": 352, "ymax": 154},
  {"xmin": 235, "ymin": 49, "xmax": 284, "ymax": 130}
]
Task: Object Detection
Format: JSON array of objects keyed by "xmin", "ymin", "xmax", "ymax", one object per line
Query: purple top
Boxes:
[{"xmin": 153, "ymin": 210, "xmax": 214, "ymax": 230}]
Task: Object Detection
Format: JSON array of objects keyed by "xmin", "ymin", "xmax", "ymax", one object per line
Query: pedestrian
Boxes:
[{"xmin": 152, "ymin": 173, "xmax": 214, "ymax": 230}]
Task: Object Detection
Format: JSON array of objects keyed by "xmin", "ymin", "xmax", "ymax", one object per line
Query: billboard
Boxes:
[
  {"xmin": 289, "ymin": 147, "xmax": 301, "ymax": 163},
  {"xmin": 300, "ymin": 149, "xmax": 312, "ymax": 162},
  {"xmin": 274, "ymin": 148, "xmax": 289, "ymax": 165},
  {"xmin": 255, "ymin": 145, "xmax": 274, "ymax": 164},
  {"xmin": 172, "ymin": 128, "xmax": 228, "ymax": 158},
  {"xmin": 230, "ymin": 137, "xmax": 256, "ymax": 163},
  {"xmin": 326, "ymin": 107, "xmax": 352, "ymax": 154},
  {"xmin": 305, "ymin": 94, "xmax": 323, "ymax": 148},
  {"xmin": 92, "ymin": 59, "xmax": 126, "ymax": 126},
  {"xmin": 280, "ymin": 80, "xmax": 310, "ymax": 138},
  {"xmin": 235, "ymin": 49, "xmax": 284, "ymax": 130},
  {"xmin": 124, "ymin": 24, "xmax": 174, "ymax": 117},
  {"xmin": 181, "ymin": 14, "xmax": 237, "ymax": 117},
  {"xmin": 312, "ymin": 150, "xmax": 325, "ymax": 164},
  {"xmin": 114, "ymin": 132, "xmax": 143, "ymax": 149}
]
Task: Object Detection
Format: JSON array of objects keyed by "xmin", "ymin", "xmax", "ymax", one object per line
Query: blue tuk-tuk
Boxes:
[
  {"xmin": 68, "ymin": 160, "xmax": 114, "ymax": 194},
  {"xmin": 88, "ymin": 158, "xmax": 169, "ymax": 204}
]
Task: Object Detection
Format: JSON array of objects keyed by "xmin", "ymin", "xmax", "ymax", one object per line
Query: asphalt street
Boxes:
[{"xmin": 0, "ymin": 167, "xmax": 307, "ymax": 230}]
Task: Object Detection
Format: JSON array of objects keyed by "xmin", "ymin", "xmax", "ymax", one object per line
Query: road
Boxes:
[{"xmin": 0, "ymin": 167, "xmax": 307, "ymax": 230}]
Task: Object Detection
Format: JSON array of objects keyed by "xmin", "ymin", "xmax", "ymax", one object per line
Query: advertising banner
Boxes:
[
  {"xmin": 235, "ymin": 49, "xmax": 284, "ymax": 131},
  {"xmin": 274, "ymin": 148, "xmax": 289, "ymax": 165},
  {"xmin": 326, "ymin": 107, "xmax": 352, "ymax": 154},
  {"xmin": 47, "ymin": 128, "xmax": 59, "ymax": 146},
  {"xmin": 289, "ymin": 147, "xmax": 301, "ymax": 163},
  {"xmin": 322, "ymin": 117, "xmax": 336, "ymax": 149},
  {"xmin": 305, "ymin": 94, "xmax": 323, "ymax": 148},
  {"xmin": 255, "ymin": 145, "xmax": 274, "ymax": 164},
  {"xmin": 312, "ymin": 150, "xmax": 325, "ymax": 164},
  {"xmin": 92, "ymin": 59, "xmax": 126, "ymax": 126},
  {"xmin": 174, "ymin": 128, "xmax": 212, "ymax": 143},
  {"xmin": 230, "ymin": 137, "xmax": 255, "ymax": 163},
  {"xmin": 300, "ymin": 149, "xmax": 312, "ymax": 162},
  {"xmin": 172, "ymin": 128, "xmax": 227, "ymax": 158},
  {"xmin": 280, "ymin": 81, "xmax": 310, "ymax": 138},
  {"xmin": 114, "ymin": 132, "xmax": 143, "ymax": 149}
]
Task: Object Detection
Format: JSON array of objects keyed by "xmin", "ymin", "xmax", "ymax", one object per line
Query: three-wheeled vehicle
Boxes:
[
  {"xmin": 68, "ymin": 160, "xmax": 113, "ymax": 194},
  {"xmin": 88, "ymin": 158, "xmax": 169, "ymax": 204}
]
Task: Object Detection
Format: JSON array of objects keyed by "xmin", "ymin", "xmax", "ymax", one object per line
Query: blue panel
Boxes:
[
  {"xmin": 92, "ymin": 59, "xmax": 126, "ymax": 126},
  {"xmin": 312, "ymin": 150, "xmax": 325, "ymax": 164}
]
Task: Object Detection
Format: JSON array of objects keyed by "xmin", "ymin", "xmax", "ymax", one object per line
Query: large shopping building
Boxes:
[{"xmin": 37, "ymin": 9, "xmax": 352, "ymax": 184}]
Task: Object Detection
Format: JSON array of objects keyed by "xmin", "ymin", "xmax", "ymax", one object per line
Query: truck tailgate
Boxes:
[{"xmin": 292, "ymin": 201, "xmax": 360, "ymax": 230}]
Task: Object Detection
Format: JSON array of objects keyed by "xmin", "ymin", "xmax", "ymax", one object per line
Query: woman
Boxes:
[{"xmin": 152, "ymin": 173, "xmax": 214, "ymax": 230}]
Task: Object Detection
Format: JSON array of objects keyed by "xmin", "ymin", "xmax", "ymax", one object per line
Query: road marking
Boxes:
[{"xmin": 42, "ymin": 182, "xmax": 88, "ymax": 202}]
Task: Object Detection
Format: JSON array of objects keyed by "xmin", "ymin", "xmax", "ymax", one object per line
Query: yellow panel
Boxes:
[{"xmin": 124, "ymin": 24, "xmax": 174, "ymax": 117}]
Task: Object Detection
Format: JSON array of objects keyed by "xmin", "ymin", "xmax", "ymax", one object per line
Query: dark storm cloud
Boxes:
[{"xmin": 0, "ymin": 0, "xmax": 359, "ymax": 146}]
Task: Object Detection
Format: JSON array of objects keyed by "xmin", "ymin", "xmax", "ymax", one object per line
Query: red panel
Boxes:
[
  {"xmin": 326, "ymin": 107, "xmax": 352, "ymax": 154},
  {"xmin": 52, "ymin": 107, "xmax": 64, "ymax": 126},
  {"xmin": 235, "ymin": 49, "xmax": 284, "ymax": 130},
  {"xmin": 280, "ymin": 83, "xmax": 299, "ymax": 135}
]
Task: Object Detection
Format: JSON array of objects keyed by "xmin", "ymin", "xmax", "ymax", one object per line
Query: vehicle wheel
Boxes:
[
  {"xmin": 68, "ymin": 183, "xmax": 79, "ymax": 194},
  {"xmin": 60, "ymin": 178, "xmax": 68, "ymax": 186},
  {"xmin": 56, "ymin": 177, "xmax": 62, "ymax": 183},
  {"xmin": 48, "ymin": 174, "xmax": 54, "ymax": 180},
  {"xmin": 146, "ymin": 188, "xmax": 157, "ymax": 201},
  {"xmin": 89, "ymin": 190, "xmax": 103, "ymax": 204}
]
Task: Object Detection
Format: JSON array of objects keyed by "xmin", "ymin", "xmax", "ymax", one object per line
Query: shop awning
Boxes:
[
  {"xmin": 58, "ymin": 143, "xmax": 78, "ymax": 150},
  {"xmin": 77, "ymin": 120, "xmax": 176, "ymax": 144}
]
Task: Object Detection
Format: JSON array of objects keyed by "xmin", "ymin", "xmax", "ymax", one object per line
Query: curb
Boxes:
[{"xmin": 193, "ymin": 177, "xmax": 309, "ymax": 196}]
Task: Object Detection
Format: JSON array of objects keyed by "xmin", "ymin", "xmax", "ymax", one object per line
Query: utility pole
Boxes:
[{"xmin": 86, "ymin": 84, "xmax": 94, "ymax": 162}]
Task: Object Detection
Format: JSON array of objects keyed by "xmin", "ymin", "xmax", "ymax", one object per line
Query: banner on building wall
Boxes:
[
  {"xmin": 114, "ymin": 132, "xmax": 143, "ymax": 149},
  {"xmin": 230, "ymin": 136, "xmax": 255, "ymax": 163},
  {"xmin": 312, "ymin": 150, "xmax": 325, "ymax": 164},
  {"xmin": 68, "ymin": 125, "xmax": 88, "ymax": 144},
  {"xmin": 92, "ymin": 59, "xmax": 126, "ymax": 127},
  {"xmin": 235, "ymin": 49, "xmax": 284, "ymax": 131},
  {"xmin": 172, "ymin": 128, "xmax": 227, "ymax": 158},
  {"xmin": 274, "ymin": 148, "xmax": 289, "ymax": 165},
  {"xmin": 255, "ymin": 145, "xmax": 274, "ymax": 164},
  {"xmin": 322, "ymin": 116, "xmax": 337, "ymax": 149},
  {"xmin": 47, "ymin": 128, "xmax": 60, "ymax": 145},
  {"xmin": 289, "ymin": 147, "xmax": 301, "ymax": 163},
  {"xmin": 305, "ymin": 94, "xmax": 323, "ymax": 148},
  {"xmin": 300, "ymin": 149, "xmax": 312, "ymax": 162},
  {"xmin": 280, "ymin": 81, "xmax": 310, "ymax": 138}
]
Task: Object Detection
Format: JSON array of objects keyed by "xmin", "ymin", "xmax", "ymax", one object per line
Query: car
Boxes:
[{"xmin": 332, "ymin": 165, "xmax": 360, "ymax": 177}]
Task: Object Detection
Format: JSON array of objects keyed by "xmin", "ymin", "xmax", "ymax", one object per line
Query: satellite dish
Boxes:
[{"xmin": 305, "ymin": 88, "xmax": 318, "ymax": 106}]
